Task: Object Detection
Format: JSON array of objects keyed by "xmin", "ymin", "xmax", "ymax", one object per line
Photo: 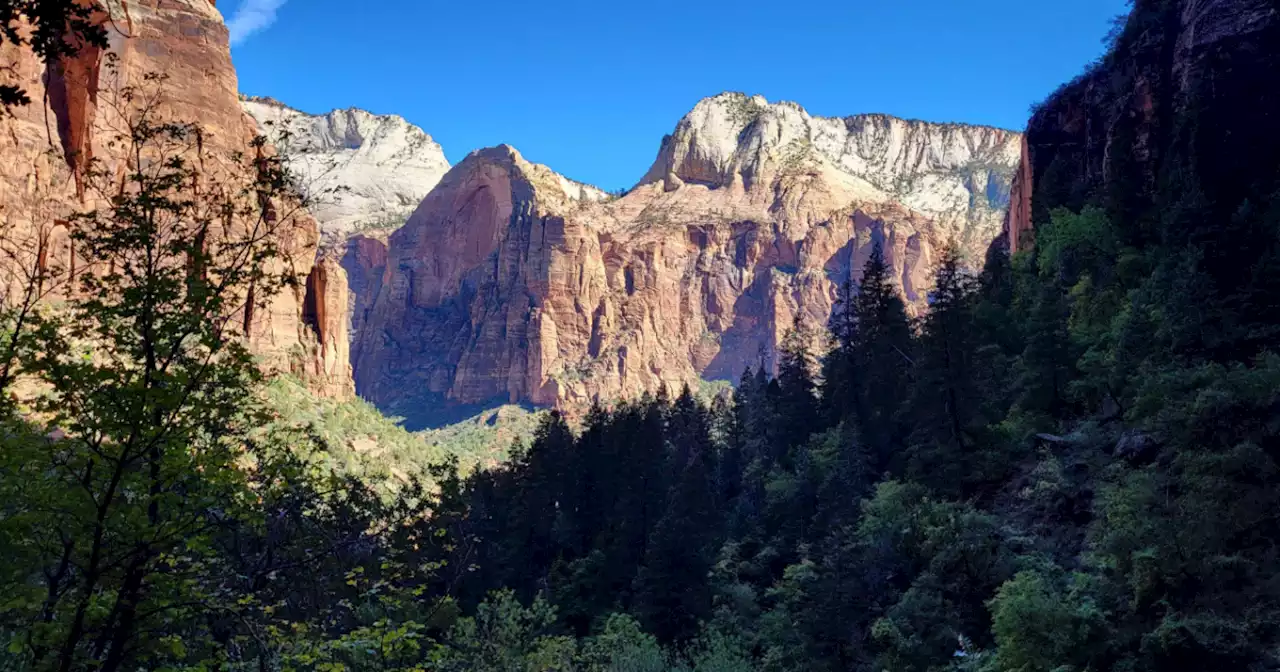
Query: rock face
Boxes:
[
  {"xmin": 356, "ymin": 94, "xmax": 1022, "ymax": 421},
  {"xmin": 352, "ymin": 145, "xmax": 610, "ymax": 422},
  {"xmin": 0, "ymin": 0, "xmax": 352, "ymax": 397},
  {"xmin": 342, "ymin": 232, "xmax": 391, "ymax": 350},
  {"xmin": 302, "ymin": 257, "xmax": 353, "ymax": 392},
  {"xmin": 640, "ymin": 95, "xmax": 1019, "ymax": 256},
  {"xmin": 1002, "ymin": 137, "xmax": 1033, "ymax": 253},
  {"xmin": 999, "ymin": 0, "xmax": 1278, "ymax": 251},
  {"xmin": 241, "ymin": 97, "xmax": 451, "ymax": 241}
]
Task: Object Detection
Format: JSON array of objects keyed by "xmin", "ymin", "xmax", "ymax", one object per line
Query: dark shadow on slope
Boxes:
[{"xmin": 375, "ymin": 392, "xmax": 539, "ymax": 433}]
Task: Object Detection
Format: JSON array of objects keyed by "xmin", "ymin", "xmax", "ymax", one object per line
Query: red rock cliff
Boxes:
[
  {"xmin": 1006, "ymin": 0, "xmax": 1278, "ymax": 249},
  {"xmin": 0, "ymin": 0, "xmax": 353, "ymax": 397},
  {"xmin": 355, "ymin": 96, "xmax": 1024, "ymax": 424}
]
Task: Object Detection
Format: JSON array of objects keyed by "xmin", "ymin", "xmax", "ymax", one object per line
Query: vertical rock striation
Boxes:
[{"xmin": 356, "ymin": 95, "xmax": 1023, "ymax": 422}]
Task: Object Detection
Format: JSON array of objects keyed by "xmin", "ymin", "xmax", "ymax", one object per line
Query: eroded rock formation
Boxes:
[
  {"xmin": 355, "ymin": 94, "xmax": 1022, "ymax": 421},
  {"xmin": 241, "ymin": 98, "xmax": 451, "ymax": 241},
  {"xmin": 0, "ymin": 0, "xmax": 352, "ymax": 397}
]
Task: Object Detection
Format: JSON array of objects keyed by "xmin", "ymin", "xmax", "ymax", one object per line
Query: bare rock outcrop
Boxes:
[
  {"xmin": 241, "ymin": 98, "xmax": 451, "ymax": 241},
  {"xmin": 0, "ymin": 0, "xmax": 352, "ymax": 397},
  {"xmin": 356, "ymin": 96, "xmax": 1023, "ymax": 420},
  {"xmin": 342, "ymin": 232, "xmax": 390, "ymax": 349}
]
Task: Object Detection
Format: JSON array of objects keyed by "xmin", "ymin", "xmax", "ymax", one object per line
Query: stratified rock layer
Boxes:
[
  {"xmin": 0, "ymin": 0, "xmax": 351, "ymax": 397},
  {"xmin": 356, "ymin": 95, "xmax": 1022, "ymax": 418}
]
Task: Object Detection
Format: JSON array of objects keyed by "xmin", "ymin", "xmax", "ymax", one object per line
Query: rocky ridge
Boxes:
[
  {"xmin": 354, "ymin": 94, "xmax": 1023, "ymax": 422},
  {"xmin": 241, "ymin": 97, "xmax": 451, "ymax": 241},
  {"xmin": 641, "ymin": 94, "xmax": 1019, "ymax": 252}
]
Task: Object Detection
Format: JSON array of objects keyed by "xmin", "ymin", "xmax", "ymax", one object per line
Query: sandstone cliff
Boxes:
[
  {"xmin": 998, "ymin": 0, "xmax": 1278, "ymax": 252},
  {"xmin": 241, "ymin": 97, "xmax": 451, "ymax": 241},
  {"xmin": 0, "ymin": 0, "xmax": 351, "ymax": 397},
  {"xmin": 355, "ymin": 95, "xmax": 1022, "ymax": 423}
]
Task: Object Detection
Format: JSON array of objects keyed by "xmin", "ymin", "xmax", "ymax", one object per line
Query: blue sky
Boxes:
[{"xmin": 223, "ymin": 0, "xmax": 1128, "ymax": 192}]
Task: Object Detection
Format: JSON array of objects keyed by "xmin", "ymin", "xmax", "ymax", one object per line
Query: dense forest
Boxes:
[{"xmin": 3, "ymin": 0, "xmax": 1280, "ymax": 669}]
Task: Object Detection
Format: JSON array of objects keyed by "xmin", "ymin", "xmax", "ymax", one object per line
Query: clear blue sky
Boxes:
[{"xmin": 223, "ymin": 0, "xmax": 1128, "ymax": 192}]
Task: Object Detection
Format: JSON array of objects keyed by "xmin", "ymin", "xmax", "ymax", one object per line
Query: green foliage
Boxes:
[
  {"xmin": 1034, "ymin": 207, "xmax": 1118, "ymax": 282},
  {"xmin": 263, "ymin": 375, "xmax": 520, "ymax": 493},
  {"xmin": 6, "ymin": 11, "xmax": 1280, "ymax": 670},
  {"xmin": 0, "ymin": 77, "xmax": 456, "ymax": 672},
  {"xmin": 0, "ymin": 77, "xmax": 309, "ymax": 671},
  {"xmin": 421, "ymin": 404, "xmax": 543, "ymax": 468},
  {"xmin": 988, "ymin": 570, "xmax": 1107, "ymax": 672},
  {"xmin": 579, "ymin": 614, "xmax": 668, "ymax": 672},
  {"xmin": 442, "ymin": 590, "xmax": 576, "ymax": 671}
]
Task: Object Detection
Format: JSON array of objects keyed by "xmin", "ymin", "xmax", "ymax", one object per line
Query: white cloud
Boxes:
[{"xmin": 226, "ymin": 0, "xmax": 288, "ymax": 46}]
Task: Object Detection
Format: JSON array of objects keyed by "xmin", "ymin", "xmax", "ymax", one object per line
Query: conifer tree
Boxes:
[
  {"xmin": 505, "ymin": 412, "xmax": 575, "ymax": 598},
  {"xmin": 905, "ymin": 243, "xmax": 984, "ymax": 494},
  {"xmin": 820, "ymin": 278, "xmax": 861, "ymax": 425},
  {"xmin": 776, "ymin": 319, "xmax": 821, "ymax": 464},
  {"xmin": 633, "ymin": 387, "xmax": 719, "ymax": 644},
  {"xmin": 1012, "ymin": 275, "xmax": 1074, "ymax": 424},
  {"xmin": 851, "ymin": 242, "xmax": 914, "ymax": 472}
]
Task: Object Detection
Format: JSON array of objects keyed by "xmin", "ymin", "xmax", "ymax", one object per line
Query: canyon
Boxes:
[
  {"xmin": 344, "ymin": 95, "xmax": 1023, "ymax": 425},
  {"xmin": 2, "ymin": 1, "xmax": 1030, "ymax": 427}
]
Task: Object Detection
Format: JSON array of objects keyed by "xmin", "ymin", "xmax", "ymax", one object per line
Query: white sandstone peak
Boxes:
[
  {"xmin": 639, "ymin": 92, "xmax": 1024, "ymax": 244},
  {"xmin": 242, "ymin": 97, "xmax": 451, "ymax": 240}
]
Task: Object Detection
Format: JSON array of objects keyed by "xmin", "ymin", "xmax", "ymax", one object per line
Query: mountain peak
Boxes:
[
  {"xmin": 643, "ymin": 92, "xmax": 1021, "ymax": 191},
  {"xmin": 448, "ymin": 144, "xmax": 609, "ymax": 208},
  {"xmin": 242, "ymin": 97, "xmax": 451, "ymax": 238},
  {"xmin": 464, "ymin": 144, "xmax": 524, "ymax": 164},
  {"xmin": 636, "ymin": 93, "xmax": 1022, "ymax": 241}
]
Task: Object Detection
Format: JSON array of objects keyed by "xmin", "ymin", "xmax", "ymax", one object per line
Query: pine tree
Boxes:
[
  {"xmin": 905, "ymin": 243, "xmax": 984, "ymax": 494},
  {"xmin": 633, "ymin": 388, "xmax": 719, "ymax": 644},
  {"xmin": 851, "ymin": 242, "xmax": 914, "ymax": 473},
  {"xmin": 1012, "ymin": 274, "xmax": 1074, "ymax": 425},
  {"xmin": 776, "ymin": 319, "xmax": 821, "ymax": 464},
  {"xmin": 505, "ymin": 412, "xmax": 576, "ymax": 599},
  {"xmin": 821, "ymin": 277, "xmax": 861, "ymax": 425}
]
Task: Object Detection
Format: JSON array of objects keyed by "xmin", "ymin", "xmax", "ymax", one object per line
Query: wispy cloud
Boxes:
[{"xmin": 227, "ymin": 0, "xmax": 288, "ymax": 46}]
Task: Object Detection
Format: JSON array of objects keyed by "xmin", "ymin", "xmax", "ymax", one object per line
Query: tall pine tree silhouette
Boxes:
[{"xmin": 852, "ymin": 242, "xmax": 914, "ymax": 473}]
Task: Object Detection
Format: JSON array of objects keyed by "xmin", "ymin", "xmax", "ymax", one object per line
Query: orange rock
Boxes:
[
  {"xmin": 0, "ymin": 0, "xmax": 352, "ymax": 398},
  {"xmin": 1002, "ymin": 136, "xmax": 1033, "ymax": 253},
  {"xmin": 355, "ymin": 94, "xmax": 1024, "ymax": 422}
]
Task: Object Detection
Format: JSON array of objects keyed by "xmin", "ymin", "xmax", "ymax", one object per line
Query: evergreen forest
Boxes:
[{"xmin": 2, "ymin": 0, "xmax": 1280, "ymax": 669}]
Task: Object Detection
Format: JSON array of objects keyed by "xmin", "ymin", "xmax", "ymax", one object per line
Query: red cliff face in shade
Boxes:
[
  {"xmin": 1003, "ymin": 0, "xmax": 1277, "ymax": 252},
  {"xmin": 1001, "ymin": 137, "xmax": 1034, "ymax": 253},
  {"xmin": 342, "ymin": 233, "xmax": 391, "ymax": 349},
  {"xmin": 354, "ymin": 96, "xmax": 1024, "ymax": 421},
  {"xmin": 0, "ymin": 0, "xmax": 352, "ymax": 397}
]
